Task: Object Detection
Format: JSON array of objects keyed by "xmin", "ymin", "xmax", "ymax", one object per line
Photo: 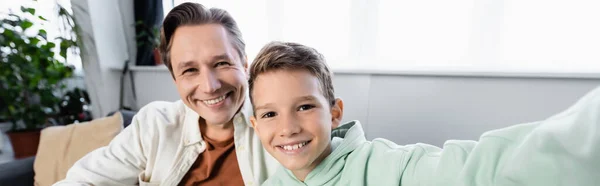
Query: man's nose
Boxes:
[
  {"xmin": 278, "ymin": 114, "xmax": 301, "ymax": 137},
  {"xmin": 198, "ymin": 70, "xmax": 222, "ymax": 93}
]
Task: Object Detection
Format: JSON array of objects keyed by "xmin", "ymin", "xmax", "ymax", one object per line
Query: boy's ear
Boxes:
[
  {"xmin": 330, "ymin": 98, "xmax": 344, "ymax": 129},
  {"xmin": 250, "ymin": 116, "xmax": 258, "ymax": 131}
]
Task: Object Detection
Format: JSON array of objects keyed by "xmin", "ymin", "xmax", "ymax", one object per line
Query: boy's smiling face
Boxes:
[{"xmin": 250, "ymin": 69, "xmax": 343, "ymax": 181}]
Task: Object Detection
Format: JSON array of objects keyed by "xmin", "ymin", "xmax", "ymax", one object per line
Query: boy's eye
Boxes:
[
  {"xmin": 261, "ymin": 111, "xmax": 277, "ymax": 118},
  {"xmin": 298, "ymin": 104, "xmax": 315, "ymax": 111},
  {"xmin": 215, "ymin": 61, "xmax": 231, "ymax": 67}
]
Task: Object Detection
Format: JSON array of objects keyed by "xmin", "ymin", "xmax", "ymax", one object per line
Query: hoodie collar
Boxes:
[{"xmin": 277, "ymin": 120, "xmax": 367, "ymax": 185}]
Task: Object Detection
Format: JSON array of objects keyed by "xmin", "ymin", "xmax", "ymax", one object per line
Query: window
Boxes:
[
  {"xmin": 166, "ymin": 0, "xmax": 600, "ymax": 73},
  {"xmin": 0, "ymin": 0, "xmax": 83, "ymax": 76},
  {"xmin": 376, "ymin": 0, "xmax": 474, "ymax": 68}
]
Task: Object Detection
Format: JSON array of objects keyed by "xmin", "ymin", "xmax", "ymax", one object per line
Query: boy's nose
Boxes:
[{"xmin": 279, "ymin": 115, "xmax": 301, "ymax": 137}]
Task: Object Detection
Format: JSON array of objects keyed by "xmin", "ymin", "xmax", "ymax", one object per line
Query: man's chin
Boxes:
[{"xmin": 201, "ymin": 114, "xmax": 235, "ymax": 126}]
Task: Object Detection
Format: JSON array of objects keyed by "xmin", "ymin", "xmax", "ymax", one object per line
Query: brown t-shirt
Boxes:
[{"xmin": 178, "ymin": 135, "xmax": 244, "ymax": 186}]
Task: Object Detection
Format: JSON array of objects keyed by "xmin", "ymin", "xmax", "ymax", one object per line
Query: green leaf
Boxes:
[
  {"xmin": 20, "ymin": 20, "xmax": 33, "ymax": 30},
  {"xmin": 3, "ymin": 29, "xmax": 14, "ymax": 39},
  {"xmin": 60, "ymin": 49, "xmax": 67, "ymax": 59},
  {"xmin": 39, "ymin": 29, "xmax": 47, "ymax": 39},
  {"xmin": 21, "ymin": 7, "xmax": 36, "ymax": 15},
  {"xmin": 38, "ymin": 16, "xmax": 47, "ymax": 21},
  {"xmin": 30, "ymin": 37, "xmax": 40, "ymax": 45}
]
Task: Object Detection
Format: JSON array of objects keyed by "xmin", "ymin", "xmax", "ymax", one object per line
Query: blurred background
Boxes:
[{"xmin": 1, "ymin": 0, "xmax": 600, "ymax": 175}]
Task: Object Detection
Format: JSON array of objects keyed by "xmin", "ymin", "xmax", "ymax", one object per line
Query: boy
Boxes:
[{"xmin": 248, "ymin": 41, "xmax": 600, "ymax": 186}]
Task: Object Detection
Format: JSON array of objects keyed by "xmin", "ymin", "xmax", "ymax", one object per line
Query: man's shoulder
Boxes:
[
  {"xmin": 137, "ymin": 100, "xmax": 186, "ymax": 115},
  {"xmin": 134, "ymin": 100, "xmax": 189, "ymax": 125}
]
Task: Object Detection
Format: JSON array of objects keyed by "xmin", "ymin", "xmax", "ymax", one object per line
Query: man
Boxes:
[{"xmin": 55, "ymin": 3, "xmax": 278, "ymax": 185}]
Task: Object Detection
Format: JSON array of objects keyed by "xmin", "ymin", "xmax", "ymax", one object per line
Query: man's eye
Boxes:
[
  {"xmin": 298, "ymin": 104, "xmax": 315, "ymax": 111},
  {"xmin": 182, "ymin": 68, "xmax": 197, "ymax": 74},
  {"xmin": 215, "ymin": 61, "xmax": 230, "ymax": 67},
  {"xmin": 261, "ymin": 112, "xmax": 277, "ymax": 118}
]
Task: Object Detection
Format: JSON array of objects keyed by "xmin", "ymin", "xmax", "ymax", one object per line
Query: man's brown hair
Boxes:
[
  {"xmin": 159, "ymin": 2, "xmax": 246, "ymax": 78},
  {"xmin": 249, "ymin": 41, "xmax": 335, "ymax": 107}
]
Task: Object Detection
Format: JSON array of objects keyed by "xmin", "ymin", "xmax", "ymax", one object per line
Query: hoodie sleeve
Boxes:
[{"xmin": 401, "ymin": 87, "xmax": 600, "ymax": 186}]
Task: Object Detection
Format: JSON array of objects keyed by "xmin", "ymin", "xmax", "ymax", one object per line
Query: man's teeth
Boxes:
[
  {"xmin": 281, "ymin": 141, "xmax": 308, "ymax": 151},
  {"xmin": 203, "ymin": 94, "xmax": 226, "ymax": 105}
]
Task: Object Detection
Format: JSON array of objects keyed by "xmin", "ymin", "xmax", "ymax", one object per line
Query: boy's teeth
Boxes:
[
  {"xmin": 203, "ymin": 94, "xmax": 226, "ymax": 105},
  {"xmin": 282, "ymin": 141, "xmax": 307, "ymax": 151}
]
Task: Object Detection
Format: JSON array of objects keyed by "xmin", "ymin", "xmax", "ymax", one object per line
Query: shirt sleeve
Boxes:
[{"xmin": 53, "ymin": 110, "xmax": 150, "ymax": 186}]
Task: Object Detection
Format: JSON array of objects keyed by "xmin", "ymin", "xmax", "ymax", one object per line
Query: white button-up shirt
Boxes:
[{"xmin": 54, "ymin": 97, "xmax": 279, "ymax": 186}]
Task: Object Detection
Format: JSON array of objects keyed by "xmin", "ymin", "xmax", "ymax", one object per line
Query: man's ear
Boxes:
[
  {"xmin": 243, "ymin": 56, "xmax": 249, "ymax": 78},
  {"xmin": 330, "ymin": 98, "xmax": 344, "ymax": 129}
]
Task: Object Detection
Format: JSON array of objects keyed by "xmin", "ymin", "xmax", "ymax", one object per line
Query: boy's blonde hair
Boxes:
[{"xmin": 249, "ymin": 41, "xmax": 335, "ymax": 107}]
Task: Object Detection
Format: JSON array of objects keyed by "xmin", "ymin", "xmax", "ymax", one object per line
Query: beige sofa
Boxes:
[{"xmin": 0, "ymin": 111, "xmax": 132, "ymax": 186}]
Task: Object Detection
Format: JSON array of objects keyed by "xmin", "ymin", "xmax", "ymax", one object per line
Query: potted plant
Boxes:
[
  {"xmin": 135, "ymin": 20, "xmax": 161, "ymax": 65},
  {"xmin": 0, "ymin": 5, "xmax": 77, "ymax": 158}
]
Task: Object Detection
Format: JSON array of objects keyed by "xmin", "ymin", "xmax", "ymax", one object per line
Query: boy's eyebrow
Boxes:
[
  {"xmin": 253, "ymin": 95, "xmax": 318, "ymax": 111},
  {"xmin": 254, "ymin": 103, "xmax": 275, "ymax": 112},
  {"xmin": 296, "ymin": 95, "xmax": 317, "ymax": 102}
]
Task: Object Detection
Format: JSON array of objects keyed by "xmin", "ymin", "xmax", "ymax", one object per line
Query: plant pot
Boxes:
[
  {"xmin": 153, "ymin": 48, "xmax": 162, "ymax": 65},
  {"xmin": 7, "ymin": 130, "xmax": 41, "ymax": 159}
]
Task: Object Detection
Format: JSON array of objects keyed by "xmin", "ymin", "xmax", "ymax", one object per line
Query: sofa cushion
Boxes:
[{"xmin": 34, "ymin": 112, "xmax": 123, "ymax": 186}]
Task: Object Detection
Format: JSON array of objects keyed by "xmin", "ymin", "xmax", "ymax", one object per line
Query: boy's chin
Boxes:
[
  {"xmin": 284, "ymin": 163, "xmax": 311, "ymax": 173},
  {"xmin": 277, "ymin": 156, "xmax": 311, "ymax": 171}
]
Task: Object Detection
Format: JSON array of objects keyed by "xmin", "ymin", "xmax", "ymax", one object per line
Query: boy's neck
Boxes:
[{"xmin": 292, "ymin": 143, "xmax": 333, "ymax": 182}]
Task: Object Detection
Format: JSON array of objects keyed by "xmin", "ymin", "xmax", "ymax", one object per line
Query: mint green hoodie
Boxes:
[{"xmin": 262, "ymin": 87, "xmax": 600, "ymax": 186}]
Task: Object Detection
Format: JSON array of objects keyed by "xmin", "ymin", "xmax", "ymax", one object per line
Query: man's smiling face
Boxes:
[{"xmin": 170, "ymin": 24, "xmax": 248, "ymax": 126}]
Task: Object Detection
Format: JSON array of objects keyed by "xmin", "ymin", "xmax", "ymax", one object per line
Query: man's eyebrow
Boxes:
[
  {"xmin": 177, "ymin": 61, "xmax": 195, "ymax": 70},
  {"xmin": 211, "ymin": 53, "xmax": 230, "ymax": 62},
  {"xmin": 176, "ymin": 53, "xmax": 231, "ymax": 70}
]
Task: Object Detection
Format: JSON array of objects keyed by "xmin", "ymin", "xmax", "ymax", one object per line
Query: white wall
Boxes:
[
  {"xmin": 344, "ymin": 74, "xmax": 599, "ymax": 146},
  {"xmin": 129, "ymin": 68, "xmax": 600, "ymax": 146},
  {"xmin": 71, "ymin": 0, "xmax": 137, "ymax": 117}
]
